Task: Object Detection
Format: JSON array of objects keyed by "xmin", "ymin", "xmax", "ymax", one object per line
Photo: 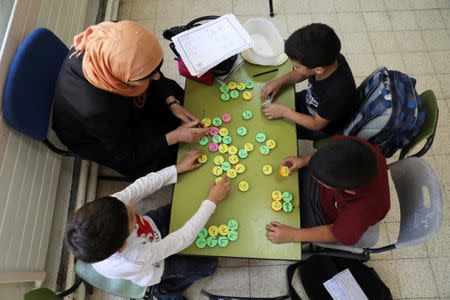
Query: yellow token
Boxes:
[
  {"xmin": 238, "ymin": 181, "xmax": 249, "ymax": 192},
  {"xmin": 271, "ymin": 200, "xmax": 282, "ymax": 212},
  {"xmin": 215, "ymin": 177, "xmax": 223, "ymax": 184},
  {"xmin": 218, "ymin": 224, "xmax": 229, "ymax": 236},
  {"xmin": 244, "ymin": 142, "xmax": 254, "ymax": 152},
  {"xmin": 242, "ymin": 91, "xmax": 252, "ymax": 101},
  {"xmin": 227, "ymin": 81, "xmax": 237, "ymax": 90},
  {"xmin": 236, "ymin": 82, "xmax": 246, "ymax": 91},
  {"xmin": 202, "ymin": 118, "xmax": 212, "ymax": 127},
  {"xmin": 219, "ymin": 127, "xmax": 229, "ymax": 136},
  {"xmin": 266, "ymin": 139, "xmax": 277, "ymax": 149},
  {"xmin": 228, "ymin": 145, "xmax": 238, "ymax": 155},
  {"xmin": 212, "ymin": 166, "xmax": 223, "ymax": 176},
  {"xmin": 197, "ymin": 154, "xmax": 208, "ymax": 164},
  {"xmin": 208, "ymin": 225, "xmax": 219, "ymax": 237},
  {"xmin": 219, "ymin": 144, "xmax": 229, "ymax": 154},
  {"xmin": 213, "ymin": 155, "xmax": 225, "ymax": 165},
  {"xmin": 227, "ymin": 168, "xmax": 237, "ymax": 179},
  {"xmin": 279, "ymin": 166, "xmax": 290, "ymax": 177},
  {"xmin": 272, "ymin": 190, "xmax": 282, "ymax": 201},
  {"xmin": 228, "ymin": 154, "xmax": 239, "ymax": 164},
  {"xmin": 235, "ymin": 163, "xmax": 246, "ymax": 174},
  {"xmin": 262, "ymin": 165, "xmax": 273, "ymax": 175}
]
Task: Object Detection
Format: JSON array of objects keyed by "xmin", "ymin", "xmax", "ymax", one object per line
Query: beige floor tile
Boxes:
[
  {"xmin": 308, "ymin": 0, "xmax": 335, "ymax": 13},
  {"xmin": 430, "ymin": 50, "xmax": 450, "ymax": 73},
  {"xmin": 384, "ymin": 0, "xmax": 413, "ymax": 10},
  {"xmin": 395, "ymin": 30, "xmax": 427, "ymax": 52},
  {"xmin": 182, "ymin": 0, "xmax": 232, "ymax": 20},
  {"xmin": 341, "ymin": 32, "xmax": 372, "ymax": 53},
  {"xmin": 432, "ymin": 118, "xmax": 450, "ymax": 155},
  {"xmin": 233, "ymin": 0, "xmax": 282, "ymax": 16},
  {"xmin": 397, "ymin": 258, "xmax": 439, "ymax": 298},
  {"xmin": 360, "ymin": 0, "xmax": 386, "ymax": 12},
  {"xmin": 426, "ymin": 219, "xmax": 450, "ymax": 257},
  {"xmin": 389, "ymin": 11, "xmax": 419, "ymax": 30},
  {"xmin": 218, "ymin": 257, "xmax": 249, "ymax": 267},
  {"xmin": 366, "ymin": 259, "xmax": 402, "ymax": 299},
  {"xmin": 281, "ymin": 0, "xmax": 310, "ymax": 14},
  {"xmin": 117, "ymin": 0, "xmax": 132, "ymax": 20},
  {"xmin": 430, "ymin": 257, "xmax": 450, "ymax": 298},
  {"xmin": 402, "ymin": 52, "xmax": 435, "ymax": 75},
  {"xmin": 334, "ymin": 0, "xmax": 361, "ymax": 12},
  {"xmin": 363, "ymin": 11, "xmax": 393, "ymax": 31},
  {"xmin": 369, "ymin": 31, "xmax": 400, "ymax": 53},
  {"xmin": 409, "ymin": 0, "xmax": 439, "ymax": 10},
  {"xmin": 441, "ymin": 9, "xmax": 450, "ymax": 28},
  {"xmin": 311, "ymin": 13, "xmax": 341, "ymax": 32},
  {"xmin": 436, "ymin": 0, "xmax": 450, "ymax": 8},
  {"xmin": 385, "ymin": 222, "xmax": 429, "ymax": 259},
  {"xmin": 286, "ymin": 14, "xmax": 313, "ymax": 34},
  {"xmin": 375, "ymin": 53, "xmax": 406, "ymax": 71},
  {"xmin": 130, "ymin": 0, "xmax": 156, "ymax": 20},
  {"xmin": 346, "ymin": 53, "xmax": 377, "ymax": 76},
  {"xmin": 136, "ymin": 19, "xmax": 155, "ymax": 33},
  {"xmin": 154, "ymin": 0, "xmax": 184, "ymax": 22},
  {"xmin": 443, "ymin": 184, "xmax": 450, "ymax": 220},
  {"xmin": 433, "ymin": 154, "xmax": 450, "ymax": 185},
  {"xmin": 438, "ymin": 74, "xmax": 450, "ymax": 98},
  {"xmin": 338, "ymin": 12, "xmax": 367, "ymax": 32},
  {"xmin": 413, "ymin": 74, "xmax": 444, "ymax": 99},
  {"xmin": 370, "ymin": 222, "xmax": 394, "ymax": 260},
  {"xmin": 415, "ymin": 9, "xmax": 446, "ymax": 29},
  {"xmin": 249, "ymin": 265, "xmax": 289, "ymax": 297}
]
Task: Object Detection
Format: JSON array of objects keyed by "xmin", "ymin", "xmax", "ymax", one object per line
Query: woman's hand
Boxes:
[
  {"xmin": 175, "ymin": 149, "xmax": 203, "ymax": 174},
  {"xmin": 168, "ymin": 99, "xmax": 198, "ymax": 123},
  {"xmin": 262, "ymin": 103, "xmax": 292, "ymax": 119},
  {"xmin": 281, "ymin": 155, "xmax": 311, "ymax": 174},
  {"xmin": 266, "ymin": 221, "xmax": 298, "ymax": 243},
  {"xmin": 166, "ymin": 121, "xmax": 210, "ymax": 145}
]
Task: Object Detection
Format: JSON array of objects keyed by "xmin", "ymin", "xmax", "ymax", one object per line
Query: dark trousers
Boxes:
[
  {"xmin": 145, "ymin": 205, "xmax": 218, "ymax": 294},
  {"xmin": 299, "ymin": 167, "xmax": 327, "ymax": 228},
  {"xmin": 295, "ymin": 90, "xmax": 329, "ymax": 141}
]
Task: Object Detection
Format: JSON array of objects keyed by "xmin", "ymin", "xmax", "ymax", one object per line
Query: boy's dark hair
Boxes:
[
  {"xmin": 309, "ymin": 139, "xmax": 378, "ymax": 190},
  {"xmin": 64, "ymin": 196, "xmax": 129, "ymax": 263},
  {"xmin": 285, "ymin": 23, "xmax": 341, "ymax": 68}
]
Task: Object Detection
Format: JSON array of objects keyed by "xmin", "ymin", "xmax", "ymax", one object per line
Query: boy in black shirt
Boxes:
[{"xmin": 261, "ymin": 23, "xmax": 360, "ymax": 140}]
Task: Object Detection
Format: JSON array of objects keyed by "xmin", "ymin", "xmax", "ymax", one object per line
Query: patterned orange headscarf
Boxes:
[{"xmin": 71, "ymin": 21, "xmax": 164, "ymax": 107}]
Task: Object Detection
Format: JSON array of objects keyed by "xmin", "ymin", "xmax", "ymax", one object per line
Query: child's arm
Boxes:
[
  {"xmin": 262, "ymin": 104, "xmax": 330, "ymax": 131},
  {"xmin": 266, "ymin": 221, "xmax": 336, "ymax": 243},
  {"xmin": 261, "ymin": 70, "xmax": 309, "ymax": 101}
]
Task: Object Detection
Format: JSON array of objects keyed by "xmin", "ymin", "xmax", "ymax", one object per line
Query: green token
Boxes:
[
  {"xmin": 282, "ymin": 192, "xmax": 293, "ymax": 202},
  {"xmin": 206, "ymin": 236, "xmax": 218, "ymax": 247},
  {"xmin": 228, "ymin": 219, "xmax": 239, "ymax": 230},
  {"xmin": 212, "ymin": 135, "xmax": 222, "ymax": 144},
  {"xmin": 196, "ymin": 238, "xmax": 207, "ymax": 248},
  {"xmin": 230, "ymin": 90, "xmax": 239, "ymax": 99},
  {"xmin": 283, "ymin": 201, "xmax": 294, "ymax": 213},
  {"xmin": 256, "ymin": 133, "xmax": 267, "ymax": 143},
  {"xmin": 220, "ymin": 84, "xmax": 229, "ymax": 93},
  {"xmin": 218, "ymin": 236, "xmax": 229, "ymax": 247},
  {"xmin": 221, "ymin": 161, "xmax": 231, "ymax": 171},
  {"xmin": 222, "ymin": 135, "xmax": 232, "ymax": 145},
  {"xmin": 238, "ymin": 148, "xmax": 248, "ymax": 159},
  {"xmin": 198, "ymin": 136, "xmax": 209, "ymax": 146},
  {"xmin": 198, "ymin": 227, "xmax": 208, "ymax": 238},
  {"xmin": 236, "ymin": 126, "xmax": 247, "ymax": 136},
  {"xmin": 245, "ymin": 80, "xmax": 254, "ymax": 89},
  {"xmin": 212, "ymin": 117, "xmax": 223, "ymax": 127},
  {"xmin": 259, "ymin": 145, "xmax": 270, "ymax": 155},
  {"xmin": 242, "ymin": 110, "xmax": 253, "ymax": 120},
  {"xmin": 221, "ymin": 93, "xmax": 230, "ymax": 101},
  {"xmin": 227, "ymin": 230, "xmax": 239, "ymax": 241}
]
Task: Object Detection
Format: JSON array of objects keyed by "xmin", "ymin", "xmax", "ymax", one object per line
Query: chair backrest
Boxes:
[
  {"xmin": 2, "ymin": 27, "xmax": 68, "ymax": 141},
  {"xmin": 389, "ymin": 157, "xmax": 443, "ymax": 249},
  {"xmin": 75, "ymin": 260, "xmax": 147, "ymax": 299},
  {"xmin": 399, "ymin": 90, "xmax": 439, "ymax": 159}
]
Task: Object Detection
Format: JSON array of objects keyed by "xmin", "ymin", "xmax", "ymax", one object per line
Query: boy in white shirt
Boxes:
[{"xmin": 65, "ymin": 150, "xmax": 231, "ymax": 300}]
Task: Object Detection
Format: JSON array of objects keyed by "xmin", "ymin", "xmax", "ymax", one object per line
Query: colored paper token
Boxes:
[
  {"xmin": 212, "ymin": 166, "xmax": 223, "ymax": 176},
  {"xmin": 242, "ymin": 110, "xmax": 253, "ymax": 120},
  {"xmin": 218, "ymin": 236, "xmax": 229, "ymax": 247},
  {"xmin": 199, "ymin": 136, "xmax": 209, "ymax": 146},
  {"xmin": 227, "ymin": 81, "xmax": 237, "ymax": 90},
  {"xmin": 266, "ymin": 139, "xmax": 276, "ymax": 149},
  {"xmin": 208, "ymin": 226, "xmax": 219, "ymax": 237},
  {"xmin": 227, "ymin": 230, "xmax": 239, "ymax": 241},
  {"xmin": 228, "ymin": 154, "xmax": 239, "ymax": 164},
  {"xmin": 210, "ymin": 127, "xmax": 219, "ymax": 136},
  {"xmin": 222, "ymin": 135, "xmax": 232, "ymax": 144},
  {"xmin": 282, "ymin": 191, "xmax": 293, "ymax": 202},
  {"xmin": 209, "ymin": 143, "xmax": 219, "ymax": 152},
  {"xmin": 196, "ymin": 238, "xmax": 207, "ymax": 248},
  {"xmin": 244, "ymin": 142, "xmax": 254, "ymax": 152},
  {"xmin": 238, "ymin": 181, "xmax": 249, "ymax": 192},
  {"xmin": 212, "ymin": 117, "xmax": 223, "ymax": 127},
  {"xmin": 206, "ymin": 236, "xmax": 218, "ymax": 247},
  {"xmin": 242, "ymin": 91, "xmax": 252, "ymax": 101},
  {"xmin": 230, "ymin": 90, "xmax": 239, "ymax": 99},
  {"xmin": 256, "ymin": 133, "xmax": 267, "ymax": 143},
  {"xmin": 235, "ymin": 163, "xmax": 246, "ymax": 174},
  {"xmin": 219, "ymin": 224, "xmax": 229, "ymax": 236},
  {"xmin": 236, "ymin": 126, "xmax": 247, "ymax": 136},
  {"xmin": 238, "ymin": 149, "xmax": 248, "ymax": 159},
  {"xmin": 219, "ymin": 143, "xmax": 229, "ymax": 153},
  {"xmin": 198, "ymin": 227, "xmax": 208, "ymax": 239},
  {"xmin": 228, "ymin": 219, "xmax": 239, "ymax": 230},
  {"xmin": 219, "ymin": 127, "xmax": 229, "ymax": 136},
  {"xmin": 202, "ymin": 118, "xmax": 211, "ymax": 127},
  {"xmin": 279, "ymin": 166, "xmax": 289, "ymax": 177},
  {"xmin": 272, "ymin": 190, "xmax": 282, "ymax": 201},
  {"xmin": 245, "ymin": 80, "xmax": 254, "ymax": 89},
  {"xmin": 228, "ymin": 145, "xmax": 238, "ymax": 155},
  {"xmin": 220, "ymin": 84, "xmax": 229, "ymax": 93},
  {"xmin": 212, "ymin": 135, "xmax": 222, "ymax": 144},
  {"xmin": 221, "ymin": 161, "xmax": 231, "ymax": 171},
  {"xmin": 215, "ymin": 177, "xmax": 223, "ymax": 184},
  {"xmin": 262, "ymin": 165, "xmax": 273, "ymax": 175},
  {"xmin": 221, "ymin": 93, "xmax": 230, "ymax": 101},
  {"xmin": 259, "ymin": 145, "xmax": 270, "ymax": 155},
  {"xmin": 227, "ymin": 168, "xmax": 237, "ymax": 179},
  {"xmin": 197, "ymin": 154, "xmax": 208, "ymax": 164},
  {"xmin": 222, "ymin": 113, "xmax": 232, "ymax": 123},
  {"xmin": 214, "ymin": 155, "xmax": 225, "ymax": 165},
  {"xmin": 236, "ymin": 82, "xmax": 246, "ymax": 91},
  {"xmin": 283, "ymin": 201, "xmax": 294, "ymax": 213},
  {"xmin": 272, "ymin": 200, "xmax": 282, "ymax": 212}
]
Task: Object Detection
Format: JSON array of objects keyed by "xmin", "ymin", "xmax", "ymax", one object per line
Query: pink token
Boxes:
[
  {"xmin": 209, "ymin": 143, "xmax": 219, "ymax": 152},
  {"xmin": 222, "ymin": 113, "xmax": 232, "ymax": 123},
  {"xmin": 210, "ymin": 127, "xmax": 219, "ymax": 136}
]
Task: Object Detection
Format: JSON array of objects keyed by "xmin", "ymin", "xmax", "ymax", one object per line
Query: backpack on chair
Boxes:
[{"xmin": 343, "ymin": 67, "xmax": 425, "ymax": 158}]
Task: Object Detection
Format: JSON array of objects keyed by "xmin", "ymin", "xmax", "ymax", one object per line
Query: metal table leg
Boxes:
[{"xmin": 269, "ymin": 0, "xmax": 274, "ymax": 17}]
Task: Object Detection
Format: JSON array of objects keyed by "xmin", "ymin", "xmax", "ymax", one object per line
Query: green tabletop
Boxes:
[{"xmin": 169, "ymin": 61, "xmax": 301, "ymax": 260}]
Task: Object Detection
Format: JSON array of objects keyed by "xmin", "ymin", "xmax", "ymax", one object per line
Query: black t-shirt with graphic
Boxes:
[{"xmin": 303, "ymin": 54, "xmax": 360, "ymax": 134}]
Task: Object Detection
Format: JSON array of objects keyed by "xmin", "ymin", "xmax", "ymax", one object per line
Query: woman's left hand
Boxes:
[{"xmin": 169, "ymin": 100, "xmax": 198, "ymax": 123}]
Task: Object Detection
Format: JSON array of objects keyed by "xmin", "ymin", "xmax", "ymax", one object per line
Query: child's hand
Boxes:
[
  {"xmin": 266, "ymin": 221, "xmax": 298, "ymax": 243},
  {"xmin": 262, "ymin": 103, "xmax": 291, "ymax": 119},
  {"xmin": 207, "ymin": 178, "xmax": 231, "ymax": 204},
  {"xmin": 281, "ymin": 155, "xmax": 311, "ymax": 174},
  {"xmin": 175, "ymin": 150, "xmax": 203, "ymax": 174},
  {"xmin": 261, "ymin": 79, "xmax": 282, "ymax": 101}
]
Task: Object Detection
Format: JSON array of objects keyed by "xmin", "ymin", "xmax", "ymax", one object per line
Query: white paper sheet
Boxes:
[{"xmin": 323, "ymin": 269, "xmax": 368, "ymax": 300}]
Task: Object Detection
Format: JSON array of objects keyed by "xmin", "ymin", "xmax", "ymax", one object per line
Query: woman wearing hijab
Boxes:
[{"xmin": 53, "ymin": 21, "xmax": 209, "ymax": 178}]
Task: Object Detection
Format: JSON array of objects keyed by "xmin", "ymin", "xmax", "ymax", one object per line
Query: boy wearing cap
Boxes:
[
  {"xmin": 261, "ymin": 23, "xmax": 360, "ymax": 140},
  {"xmin": 266, "ymin": 136, "xmax": 390, "ymax": 246}
]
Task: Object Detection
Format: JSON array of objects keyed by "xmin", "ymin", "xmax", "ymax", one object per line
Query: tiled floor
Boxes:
[{"xmin": 90, "ymin": 0, "xmax": 450, "ymax": 299}]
